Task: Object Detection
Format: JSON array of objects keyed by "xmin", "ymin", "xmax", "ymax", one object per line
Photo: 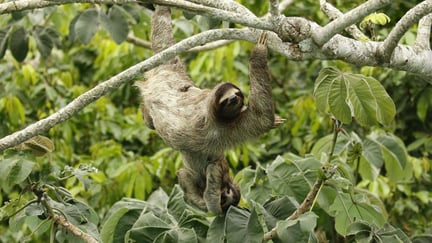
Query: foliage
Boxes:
[{"xmin": 1, "ymin": 0, "xmax": 432, "ymax": 242}]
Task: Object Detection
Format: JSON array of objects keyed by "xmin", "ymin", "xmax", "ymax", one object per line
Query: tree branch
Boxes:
[
  {"xmin": 0, "ymin": 0, "xmax": 138, "ymax": 14},
  {"xmin": 188, "ymin": 0, "xmax": 255, "ymax": 18},
  {"xmin": 380, "ymin": 0, "xmax": 432, "ymax": 61},
  {"xmin": 319, "ymin": 0, "xmax": 369, "ymax": 41},
  {"xmin": 40, "ymin": 194, "xmax": 98, "ymax": 243},
  {"xmin": 313, "ymin": 0, "xmax": 391, "ymax": 46},
  {"xmin": 152, "ymin": 0, "xmax": 272, "ymax": 29},
  {"xmin": 415, "ymin": 13, "xmax": 432, "ymax": 49},
  {"xmin": 269, "ymin": 0, "xmax": 280, "ymax": 17},
  {"xmin": 278, "ymin": 0, "xmax": 294, "ymax": 13},
  {"xmin": 126, "ymin": 34, "xmax": 152, "ymax": 49}
]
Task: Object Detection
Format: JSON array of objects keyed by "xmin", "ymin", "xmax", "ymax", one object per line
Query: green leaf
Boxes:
[
  {"xmin": 361, "ymin": 138, "xmax": 384, "ymax": 168},
  {"xmin": 3, "ymin": 95, "xmax": 26, "ymax": 126},
  {"xmin": 328, "ymin": 72, "xmax": 352, "ymax": 124},
  {"xmin": 375, "ymin": 223, "xmax": 410, "ymax": 243},
  {"xmin": 347, "ymin": 75, "xmax": 377, "ymax": 126},
  {"xmin": 206, "ymin": 215, "xmax": 226, "ymax": 243},
  {"xmin": 33, "ymin": 26, "xmax": 59, "ymax": 58},
  {"xmin": 100, "ymin": 198, "xmax": 146, "ymax": 243},
  {"xmin": 314, "ymin": 67, "xmax": 395, "ymax": 126},
  {"xmin": 330, "ymin": 193, "xmax": 386, "ymax": 236},
  {"xmin": 100, "ymin": 6, "xmax": 129, "ymax": 44},
  {"xmin": 9, "ymin": 27, "xmax": 29, "ymax": 62},
  {"xmin": 127, "ymin": 212, "xmax": 172, "ymax": 242},
  {"xmin": 346, "ymin": 221, "xmax": 373, "ymax": 242},
  {"xmin": 268, "ymin": 156, "xmax": 321, "ymax": 202},
  {"xmin": 0, "ymin": 157, "xmax": 34, "ymax": 193},
  {"xmin": 362, "ymin": 13, "xmax": 391, "ymax": 26},
  {"xmin": 74, "ymin": 9, "xmax": 100, "ymax": 44},
  {"xmin": 317, "ymin": 186, "xmax": 338, "ymax": 216},
  {"xmin": 364, "ymin": 76, "xmax": 396, "ymax": 125},
  {"xmin": 314, "ymin": 66, "xmax": 340, "ymax": 113},
  {"xmin": 0, "ymin": 28, "xmax": 10, "ymax": 58},
  {"xmin": 261, "ymin": 196, "xmax": 298, "ymax": 228},
  {"xmin": 153, "ymin": 228, "xmax": 198, "ymax": 243},
  {"xmin": 235, "ymin": 166, "xmax": 272, "ymax": 204},
  {"xmin": 368, "ymin": 133, "xmax": 409, "ymax": 181},
  {"xmin": 276, "ymin": 212, "xmax": 318, "ymax": 242},
  {"xmin": 19, "ymin": 135, "xmax": 55, "ymax": 156},
  {"xmin": 416, "ymin": 88, "xmax": 432, "ymax": 122},
  {"xmin": 225, "ymin": 207, "xmax": 264, "ymax": 243}
]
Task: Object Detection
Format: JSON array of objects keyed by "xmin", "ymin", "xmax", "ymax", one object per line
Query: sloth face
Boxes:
[
  {"xmin": 220, "ymin": 182, "xmax": 241, "ymax": 212},
  {"xmin": 214, "ymin": 83, "xmax": 245, "ymax": 123}
]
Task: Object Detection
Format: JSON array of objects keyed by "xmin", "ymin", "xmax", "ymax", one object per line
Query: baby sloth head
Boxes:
[{"xmin": 213, "ymin": 83, "xmax": 246, "ymax": 123}]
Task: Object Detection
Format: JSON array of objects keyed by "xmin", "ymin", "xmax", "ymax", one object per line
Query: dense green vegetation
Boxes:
[{"xmin": 0, "ymin": 0, "xmax": 431, "ymax": 242}]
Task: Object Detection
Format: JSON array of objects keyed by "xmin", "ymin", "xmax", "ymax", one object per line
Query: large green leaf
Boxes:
[
  {"xmin": 276, "ymin": 212, "xmax": 318, "ymax": 243},
  {"xmin": 347, "ymin": 75, "xmax": 377, "ymax": 126},
  {"xmin": 100, "ymin": 6, "xmax": 129, "ymax": 44},
  {"xmin": 126, "ymin": 212, "xmax": 173, "ymax": 242},
  {"xmin": 261, "ymin": 196, "xmax": 298, "ymax": 229},
  {"xmin": 0, "ymin": 157, "xmax": 34, "ymax": 193},
  {"xmin": 2, "ymin": 95, "xmax": 25, "ymax": 126},
  {"xmin": 368, "ymin": 133, "xmax": 410, "ymax": 182},
  {"xmin": 100, "ymin": 198, "xmax": 146, "ymax": 243},
  {"xmin": 206, "ymin": 216, "xmax": 226, "ymax": 243},
  {"xmin": 33, "ymin": 26, "xmax": 59, "ymax": 58},
  {"xmin": 328, "ymin": 73, "xmax": 352, "ymax": 124},
  {"xmin": 268, "ymin": 156, "xmax": 321, "ymax": 202},
  {"xmin": 314, "ymin": 66, "xmax": 341, "ymax": 114},
  {"xmin": 330, "ymin": 193, "xmax": 386, "ymax": 236},
  {"xmin": 365, "ymin": 76, "xmax": 396, "ymax": 125},
  {"xmin": 9, "ymin": 27, "xmax": 29, "ymax": 62},
  {"xmin": 225, "ymin": 206, "xmax": 264, "ymax": 243},
  {"xmin": 314, "ymin": 67, "xmax": 395, "ymax": 127},
  {"xmin": 347, "ymin": 222, "xmax": 410, "ymax": 243},
  {"xmin": 235, "ymin": 166, "xmax": 272, "ymax": 204},
  {"xmin": 74, "ymin": 9, "xmax": 100, "ymax": 44}
]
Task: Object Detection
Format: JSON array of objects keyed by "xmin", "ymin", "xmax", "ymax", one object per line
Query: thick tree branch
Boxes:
[
  {"xmin": 380, "ymin": 0, "xmax": 432, "ymax": 61},
  {"xmin": 269, "ymin": 0, "xmax": 280, "ymax": 17},
  {"xmin": 152, "ymin": 0, "xmax": 273, "ymax": 29},
  {"xmin": 415, "ymin": 13, "xmax": 432, "ymax": 49},
  {"xmin": 313, "ymin": 0, "xmax": 391, "ymax": 46},
  {"xmin": 188, "ymin": 0, "xmax": 255, "ymax": 18},
  {"xmin": 319, "ymin": 0, "xmax": 369, "ymax": 41},
  {"xmin": 0, "ymin": 0, "xmax": 137, "ymax": 14}
]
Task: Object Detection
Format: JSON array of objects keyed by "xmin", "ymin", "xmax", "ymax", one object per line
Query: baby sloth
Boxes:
[{"xmin": 136, "ymin": 5, "xmax": 281, "ymax": 215}]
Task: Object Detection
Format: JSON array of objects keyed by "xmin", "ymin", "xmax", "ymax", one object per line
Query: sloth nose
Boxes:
[{"xmin": 228, "ymin": 95, "xmax": 238, "ymax": 104}]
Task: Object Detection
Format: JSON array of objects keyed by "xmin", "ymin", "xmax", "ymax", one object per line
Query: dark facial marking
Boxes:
[{"xmin": 214, "ymin": 83, "xmax": 244, "ymax": 123}]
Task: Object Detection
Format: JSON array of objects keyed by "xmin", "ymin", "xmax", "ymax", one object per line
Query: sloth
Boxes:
[{"xmin": 136, "ymin": 5, "xmax": 282, "ymax": 215}]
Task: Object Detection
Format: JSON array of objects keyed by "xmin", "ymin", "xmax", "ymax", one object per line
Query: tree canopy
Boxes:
[{"xmin": 0, "ymin": 0, "xmax": 431, "ymax": 242}]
